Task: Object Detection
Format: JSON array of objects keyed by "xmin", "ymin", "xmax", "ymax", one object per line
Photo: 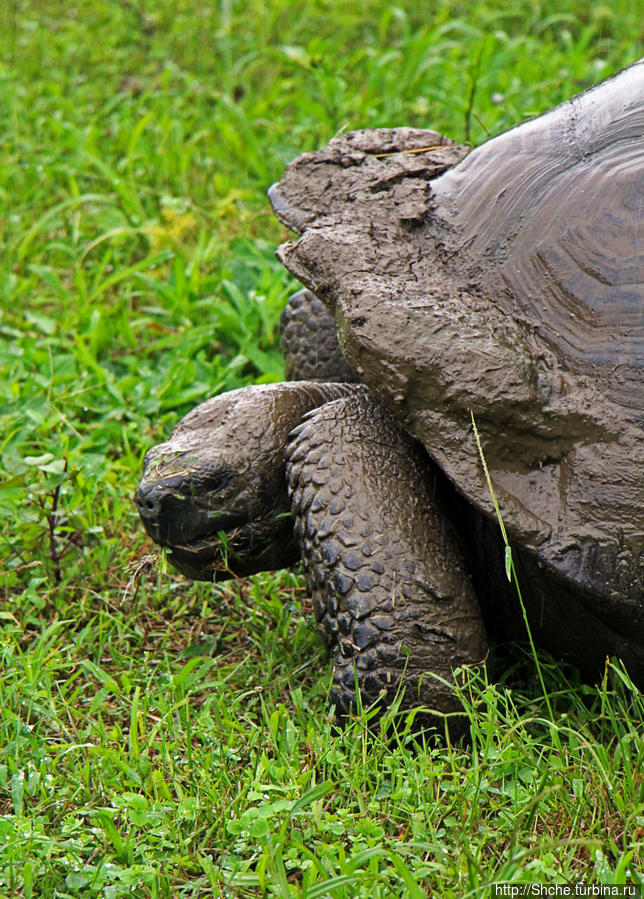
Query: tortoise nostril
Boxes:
[{"xmin": 135, "ymin": 484, "xmax": 162, "ymax": 522}]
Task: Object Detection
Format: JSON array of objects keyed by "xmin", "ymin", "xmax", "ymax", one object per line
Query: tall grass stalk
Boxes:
[{"xmin": 470, "ymin": 413, "xmax": 561, "ymax": 747}]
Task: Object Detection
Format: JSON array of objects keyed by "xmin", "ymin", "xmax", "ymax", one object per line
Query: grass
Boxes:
[{"xmin": 1, "ymin": 0, "xmax": 643, "ymax": 895}]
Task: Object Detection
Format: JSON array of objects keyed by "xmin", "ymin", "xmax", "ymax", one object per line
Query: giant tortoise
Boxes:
[{"xmin": 135, "ymin": 60, "xmax": 644, "ymax": 730}]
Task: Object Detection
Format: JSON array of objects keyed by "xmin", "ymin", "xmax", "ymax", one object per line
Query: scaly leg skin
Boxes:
[
  {"xmin": 280, "ymin": 288, "xmax": 359, "ymax": 384},
  {"xmin": 286, "ymin": 389, "xmax": 488, "ymax": 736}
]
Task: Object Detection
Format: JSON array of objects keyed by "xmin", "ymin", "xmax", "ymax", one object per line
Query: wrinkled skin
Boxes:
[{"xmin": 136, "ymin": 382, "xmax": 352, "ymax": 580}]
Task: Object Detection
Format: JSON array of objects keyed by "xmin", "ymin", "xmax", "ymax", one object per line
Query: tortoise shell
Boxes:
[{"xmin": 269, "ymin": 60, "xmax": 644, "ymax": 665}]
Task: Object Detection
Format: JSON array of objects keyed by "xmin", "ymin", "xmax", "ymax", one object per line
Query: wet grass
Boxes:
[{"xmin": 1, "ymin": 1, "xmax": 643, "ymax": 895}]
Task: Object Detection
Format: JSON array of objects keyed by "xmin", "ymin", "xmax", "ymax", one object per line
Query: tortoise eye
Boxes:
[{"xmin": 201, "ymin": 471, "xmax": 231, "ymax": 494}]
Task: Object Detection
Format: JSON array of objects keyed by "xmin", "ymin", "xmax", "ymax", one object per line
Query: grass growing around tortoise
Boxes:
[{"xmin": 1, "ymin": 0, "xmax": 643, "ymax": 894}]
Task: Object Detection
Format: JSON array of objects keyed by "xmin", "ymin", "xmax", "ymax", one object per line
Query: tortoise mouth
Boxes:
[
  {"xmin": 166, "ymin": 520, "xmax": 301, "ymax": 582},
  {"xmin": 167, "ymin": 527, "xmax": 264, "ymax": 581}
]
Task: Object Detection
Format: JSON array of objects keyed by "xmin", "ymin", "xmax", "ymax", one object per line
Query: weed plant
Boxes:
[{"xmin": 1, "ymin": 1, "xmax": 642, "ymax": 895}]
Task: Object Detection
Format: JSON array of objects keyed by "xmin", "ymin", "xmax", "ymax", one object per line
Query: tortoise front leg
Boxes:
[{"xmin": 286, "ymin": 389, "xmax": 487, "ymax": 735}]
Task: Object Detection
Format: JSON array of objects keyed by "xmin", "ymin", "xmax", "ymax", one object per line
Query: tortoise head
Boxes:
[{"xmin": 135, "ymin": 381, "xmax": 352, "ymax": 581}]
